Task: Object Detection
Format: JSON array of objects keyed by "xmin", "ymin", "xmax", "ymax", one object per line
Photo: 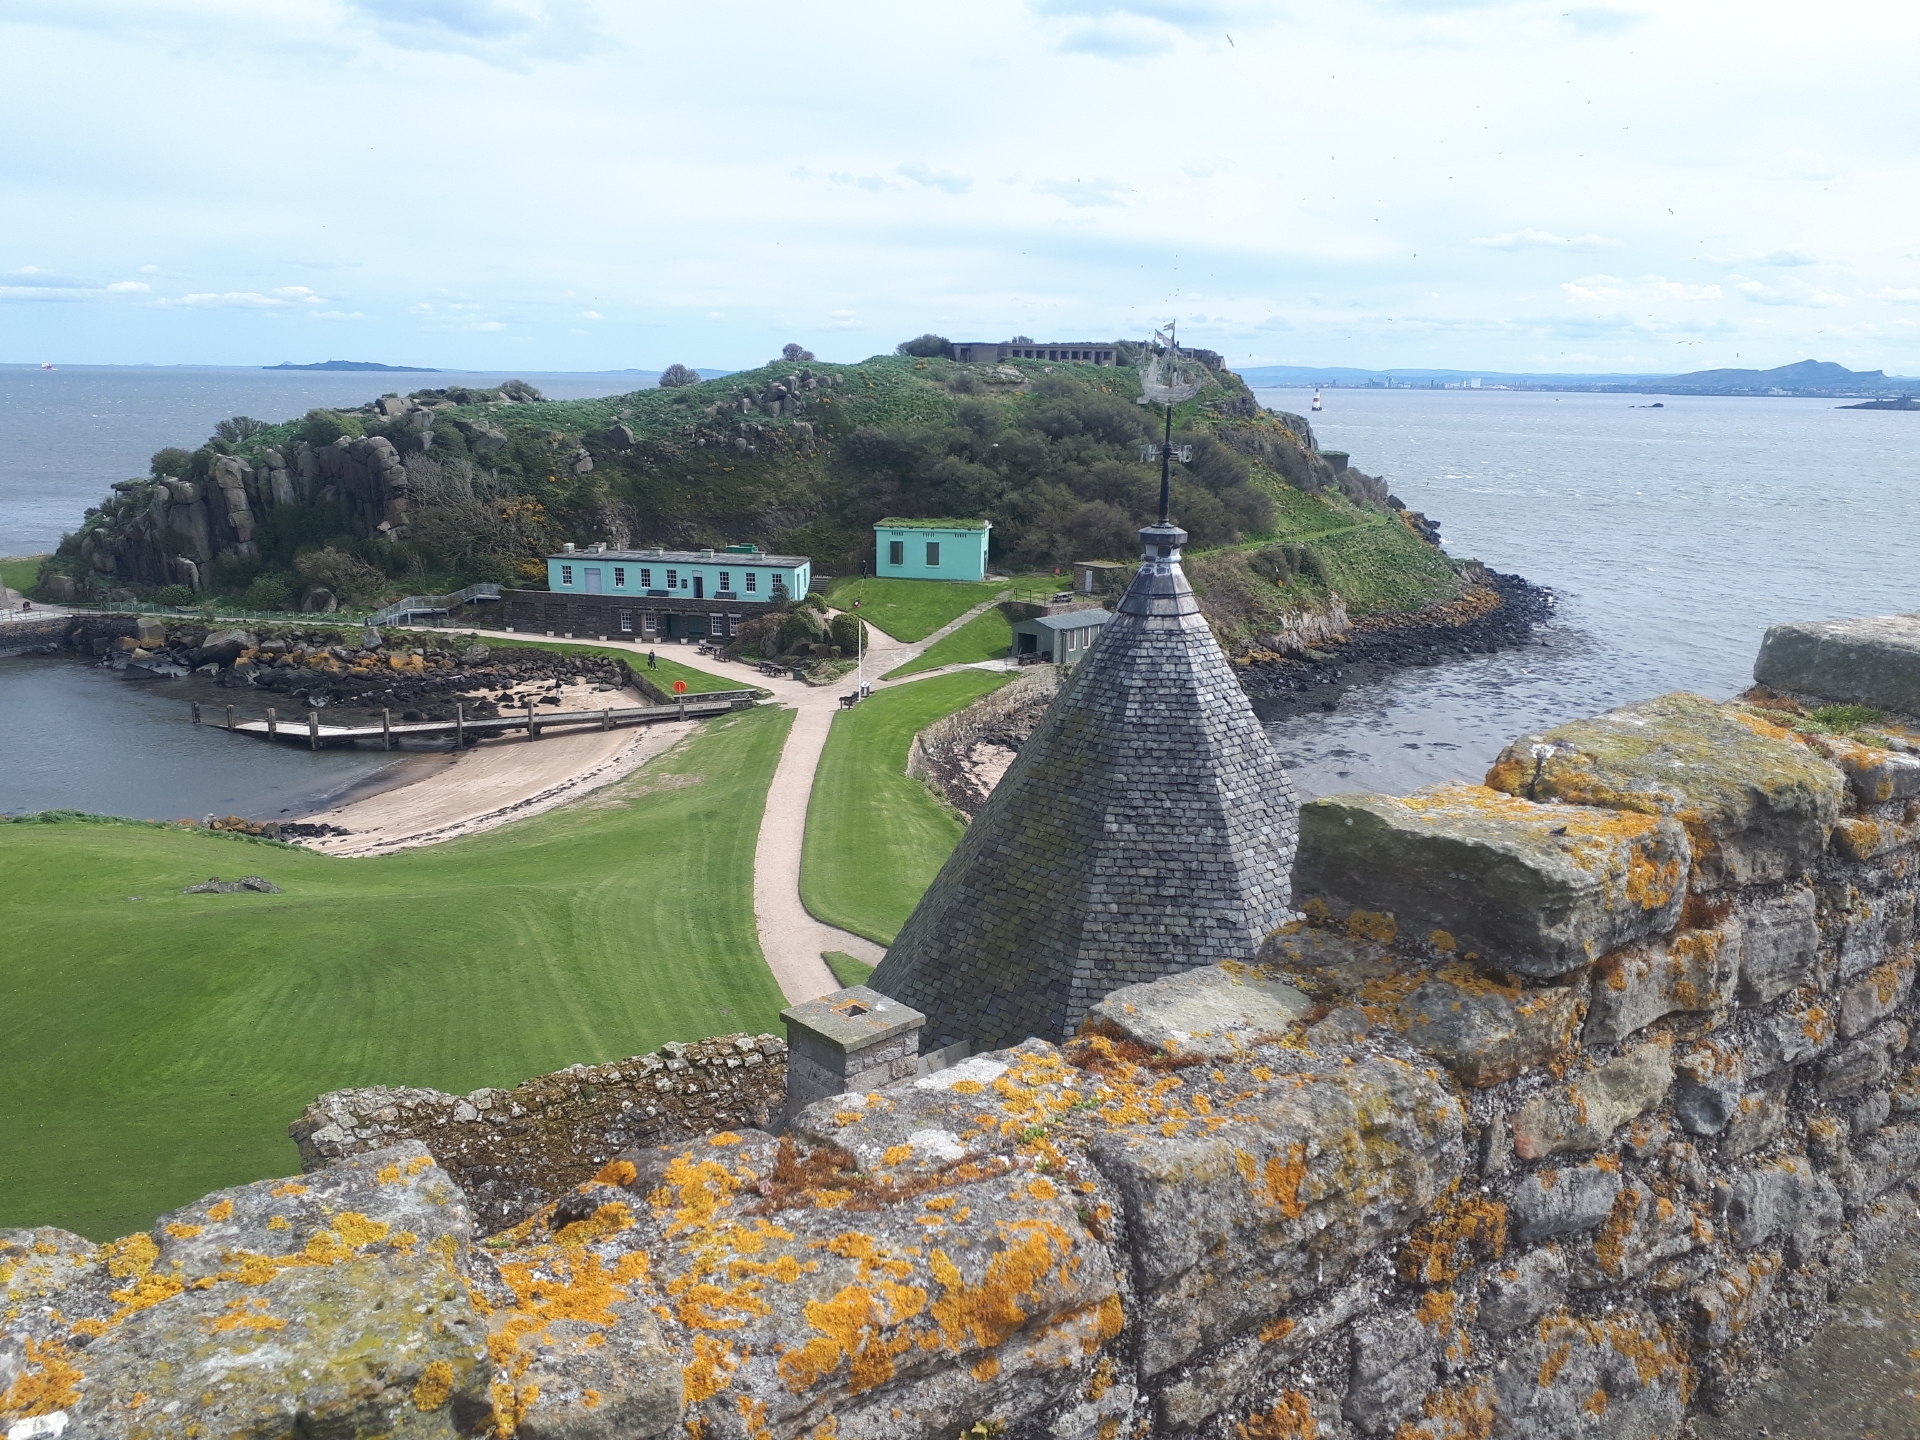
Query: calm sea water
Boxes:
[
  {"xmin": 1252, "ymin": 387, "xmax": 1920, "ymax": 798},
  {"xmin": 0, "ymin": 364, "xmax": 657, "ymax": 558}
]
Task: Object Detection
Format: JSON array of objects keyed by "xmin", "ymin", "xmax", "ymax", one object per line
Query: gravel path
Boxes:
[{"xmin": 465, "ymin": 592, "xmax": 1009, "ymax": 1005}]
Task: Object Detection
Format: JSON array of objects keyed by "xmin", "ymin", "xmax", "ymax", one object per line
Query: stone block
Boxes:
[
  {"xmin": 1725, "ymin": 1157, "xmax": 1843, "ymax": 1249},
  {"xmin": 1719, "ymin": 1085, "xmax": 1790, "ymax": 1161},
  {"xmin": 1344, "ymin": 1308, "xmax": 1442, "ymax": 1436},
  {"xmin": 1088, "ymin": 1054, "xmax": 1464, "ymax": 1378},
  {"xmin": 1819, "ymin": 883, "xmax": 1917, "ymax": 983},
  {"xmin": 1807, "ymin": 732, "xmax": 1920, "ymax": 806},
  {"xmin": 1084, "ymin": 961, "xmax": 1312, "ymax": 1059},
  {"xmin": 1817, "ymin": 1020, "xmax": 1908, "ymax": 1099},
  {"xmin": 1488, "ymin": 1303, "xmax": 1686, "ymax": 1440},
  {"xmin": 1474, "ymin": 1247, "xmax": 1568, "ymax": 1335},
  {"xmin": 1849, "ymin": 1120, "xmax": 1920, "ymax": 1205},
  {"xmin": 1745, "ymin": 986, "xmax": 1838, "ymax": 1076},
  {"xmin": 1584, "ymin": 923, "xmax": 1740, "ymax": 1043},
  {"xmin": 1510, "ymin": 1161, "xmax": 1624, "ymax": 1244},
  {"xmin": 1831, "ymin": 810, "xmax": 1920, "ymax": 863},
  {"xmin": 1295, "ymin": 782, "xmax": 1688, "ymax": 976},
  {"xmin": 1753, "ymin": 609, "xmax": 1920, "ymax": 714},
  {"xmin": 1511, "ymin": 1045, "xmax": 1673, "ymax": 1159},
  {"xmin": 1690, "ymin": 1253, "xmax": 1783, "ymax": 1348},
  {"xmin": 1733, "ymin": 886, "xmax": 1819, "ymax": 1005},
  {"xmin": 1891, "ymin": 1065, "xmax": 1920, "ymax": 1116},
  {"xmin": 1566, "ymin": 1181, "xmax": 1705, "ymax": 1289},
  {"xmin": 781, "ymin": 984, "xmax": 925, "ymax": 1120},
  {"xmin": 1838, "ymin": 957, "xmax": 1916, "ymax": 1038},
  {"xmin": 1486, "ymin": 692, "xmax": 1844, "ymax": 890},
  {"xmin": 1850, "ymin": 1087, "xmax": 1893, "ymax": 1138},
  {"xmin": 1398, "ymin": 968, "xmax": 1586, "ymax": 1089},
  {"xmin": 1672, "ymin": 1039, "xmax": 1745, "ymax": 1137}
]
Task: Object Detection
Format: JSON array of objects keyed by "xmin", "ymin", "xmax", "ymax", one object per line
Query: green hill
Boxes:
[{"xmin": 41, "ymin": 349, "xmax": 1471, "ymax": 653}]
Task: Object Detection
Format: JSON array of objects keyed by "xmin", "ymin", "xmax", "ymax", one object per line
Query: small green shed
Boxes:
[
  {"xmin": 874, "ymin": 518, "xmax": 991, "ymax": 582},
  {"xmin": 1010, "ymin": 609, "xmax": 1112, "ymax": 666}
]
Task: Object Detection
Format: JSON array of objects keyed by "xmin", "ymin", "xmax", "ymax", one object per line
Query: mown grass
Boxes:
[
  {"xmin": 800, "ymin": 670, "xmax": 1011, "ymax": 945},
  {"xmin": 484, "ymin": 635, "xmax": 744, "ymax": 695},
  {"xmin": 0, "ymin": 706, "xmax": 793, "ymax": 1241},
  {"xmin": 822, "ymin": 951, "xmax": 875, "ymax": 988},
  {"xmin": 820, "ymin": 576, "xmax": 1005, "ymax": 641},
  {"xmin": 1, "ymin": 555, "xmax": 46, "ymax": 594},
  {"xmin": 885, "ymin": 607, "xmax": 1014, "ymax": 678}
]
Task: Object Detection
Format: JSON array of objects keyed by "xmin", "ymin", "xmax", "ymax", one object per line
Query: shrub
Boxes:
[
  {"xmin": 828, "ymin": 614, "xmax": 866, "ymax": 654},
  {"xmin": 213, "ymin": 416, "xmax": 268, "ymax": 444},
  {"xmin": 658, "ymin": 364, "xmax": 700, "ymax": 388},
  {"xmin": 895, "ymin": 334, "xmax": 953, "ymax": 359},
  {"xmin": 154, "ymin": 584, "xmax": 193, "ymax": 606},
  {"xmin": 781, "ymin": 343, "xmax": 815, "ymax": 363},
  {"xmin": 779, "ymin": 609, "xmax": 826, "ymax": 651},
  {"xmin": 293, "ymin": 546, "xmax": 385, "ymax": 604},
  {"xmin": 800, "ymin": 591, "xmax": 828, "ymax": 613},
  {"xmin": 241, "ymin": 575, "xmax": 293, "ymax": 611},
  {"xmin": 150, "ymin": 447, "xmax": 194, "ymax": 479},
  {"xmin": 302, "ymin": 410, "xmax": 359, "ymax": 447}
]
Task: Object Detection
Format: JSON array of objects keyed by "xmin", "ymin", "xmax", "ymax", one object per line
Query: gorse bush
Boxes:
[
  {"xmin": 241, "ymin": 575, "xmax": 293, "ymax": 612},
  {"xmin": 895, "ymin": 334, "xmax": 953, "ymax": 359}
]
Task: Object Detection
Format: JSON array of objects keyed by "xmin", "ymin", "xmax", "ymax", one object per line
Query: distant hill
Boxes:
[
  {"xmin": 1239, "ymin": 358, "xmax": 1918, "ymax": 397},
  {"xmin": 267, "ymin": 360, "xmax": 440, "ymax": 373},
  {"xmin": 1649, "ymin": 359, "xmax": 1915, "ymax": 396}
]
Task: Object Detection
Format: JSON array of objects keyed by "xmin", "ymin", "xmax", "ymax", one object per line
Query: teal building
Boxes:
[{"xmin": 874, "ymin": 519, "xmax": 991, "ymax": 582}]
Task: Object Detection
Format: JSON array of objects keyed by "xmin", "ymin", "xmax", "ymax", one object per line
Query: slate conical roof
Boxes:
[{"xmin": 869, "ymin": 519, "xmax": 1300, "ymax": 1056}]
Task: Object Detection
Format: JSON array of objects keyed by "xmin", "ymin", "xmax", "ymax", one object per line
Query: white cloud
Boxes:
[
  {"xmin": 1035, "ymin": 175, "xmax": 1131, "ymax": 207},
  {"xmin": 1473, "ymin": 228, "xmax": 1620, "ymax": 251},
  {"xmin": 338, "ymin": 0, "xmax": 605, "ymax": 65},
  {"xmin": 312, "ymin": 310, "xmax": 368, "ymax": 321},
  {"xmin": 1883, "ymin": 288, "xmax": 1920, "ymax": 305},
  {"xmin": 580, "ymin": 309, "xmax": 604, "ymax": 320},
  {"xmin": 830, "ymin": 172, "xmax": 894, "ymax": 192},
  {"xmin": 137, "ymin": 264, "xmax": 160, "ymax": 274},
  {"xmin": 273, "ymin": 285, "xmax": 326, "ymax": 304},
  {"xmin": 1562, "ymin": 274, "xmax": 1722, "ymax": 306},
  {"xmin": 897, "ymin": 162, "xmax": 971, "ymax": 195},
  {"xmin": 1734, "ymin": 277, "xmax": 1848, "ymax": 308},
  {"xmin": 164, "ymin": 291, "xmax": 300, "ymax": 309},
  {"xmin": 106, "ymin": 280, "xmax": 149, "ymax": 293},
  {"xmin": 826, "ymin": 310, "xmax": 862, "ymax": 330}
]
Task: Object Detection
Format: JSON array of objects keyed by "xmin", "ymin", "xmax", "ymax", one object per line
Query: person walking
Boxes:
[{"xmin": 646, "ymin": 650, "xmax": 658, "ymax": 670}]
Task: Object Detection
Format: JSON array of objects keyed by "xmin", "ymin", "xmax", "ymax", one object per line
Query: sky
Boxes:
[{"xmin": 4, "ymin": 0, "xmax": 1919, "ymax": 375}]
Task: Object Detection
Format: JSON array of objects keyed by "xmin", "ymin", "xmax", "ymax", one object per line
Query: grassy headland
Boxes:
[
  {"xmin": 800, "ymin": 670, "xmax": 1011, "ymax": 945},
  {"xmin": 0, "ymin": 706, "xmax": 791, "ymax": 1240}
]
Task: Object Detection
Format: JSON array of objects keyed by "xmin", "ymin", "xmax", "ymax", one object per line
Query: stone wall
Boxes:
[
  {"xmin": 906, "ymin": 667, "xmax": 1060, "ymax": 817},
  {"xmin": 7, "ymin": 621, "xmax": 1919, "ymax": 1439}
]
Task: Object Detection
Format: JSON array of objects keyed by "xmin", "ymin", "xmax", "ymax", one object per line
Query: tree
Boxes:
[
  {"xmin": 658, "ymin": 364, "xmax": 700, "ymax": 388},
  {"xmin": 150, "ymin": 447, "xmax": 194, "ymax": 479},
  {"xmin": 781, "ymin": 343, "xmax": 815, "ymax": 363},
  {"xmin": 896, "ymin": 334, "xmax": 953, "ymax": 359},
  {"xmin": 214, "ymin": 416, "xmax": 269, "ymax": 443}
]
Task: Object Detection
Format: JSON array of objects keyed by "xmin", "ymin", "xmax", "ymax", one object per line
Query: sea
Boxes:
[{"xmin": 1, "ymin": 366, "xmax": 1915, "ymax": 816}]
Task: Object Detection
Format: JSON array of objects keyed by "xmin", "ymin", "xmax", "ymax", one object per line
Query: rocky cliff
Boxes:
[{"xmin": 22, "ymin": 616, "xmax": 1906, "ymax": 1440}]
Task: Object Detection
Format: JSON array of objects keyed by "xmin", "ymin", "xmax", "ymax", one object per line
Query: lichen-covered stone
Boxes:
[
  {"xmin": 1509, "ymin": 1162, "xmax": 1623, "ymax": 1244},
  {"xmin": 1512, "ymin": 1046, "xmax": 1673, "ymax": 1159},
  {"xmin": 1690, "ymin": 1254, "xmax": 1782, "ymax": 1350},
  {"xmin": 1753, "ymin": 610, "xmax": 1920, "ymax": 714},
  {"xmin": 1718, "ymin": 1086, "xmax": 1790, "ymax": 1162},
  {"xmin": 1088, "ymin": 1053, "xmax": 1465, "ymax": 1377},
  {"xmin": 1817, "ymin": 1020, "xmax": 1908, "ymax": 1099},
  {"xmin": 1732, "ymin": 886, "xmax": 1819, "ymax": 1006},
  {"xmin": 1488, "ymin": 1303, "xmax": 1687, "ymax": 1439},
  {"xmin": 1837, "ymin": 957, "xmax": 1916, "ymax": 1038},
  {"xmin": 1295, "ymin": 782, "xmax": 1688, "ymax": 976},
  {"xmin": 1084, "ymin": 962, "xmax": 1312, "ymax": 1059},
  {"xmin": 1474, "ymin": 1247, "xmax": 1567, "ymax": 1335},
  {"xmin": 1395, "ymin": 967, "xmax": 1586, "ymax": 1089},
  {"xmin": 1343, "ymin": 1306, "xmax": 1443, "ymax": 1435},
  {"xmin": 1806, "ymin": 732, "xmax": 1920, "ymax": 806},
  {"xmin": 1672, "ymin": 1038, "xmax": 1746, "ymax": 1137},
  {"xmin": 1565, "ymin": 1181, "xmax": 1705, "ymax": 1290},
  {"xmin": 1725, "ymin": 1158, "xmax": 1842, "ymax": 1250},
  {"xmin": 1584, "ymin": 924, "xmax": 1739, "ymax": 1043},
  {"xmin": 1487, "ymin": 693, "xmax": 1844, "ymax": 890},
  {"xmin": 1820, "ymin": 883, "xmax": 1917, "ymax": 983}
]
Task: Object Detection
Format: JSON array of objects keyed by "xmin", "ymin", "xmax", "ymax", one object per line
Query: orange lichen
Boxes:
[
  {"xmin": 1346, "ymin": 910, "xmax": 1399, "ymax": 943},
  {"xmin": 683, "ymin": 1334, "xmax": 741, "ymax": 1404},
  {"xmin": 0, "ymin": 1337, "xmax": 82, "ymax": 1418},
  {"xmin": 329, "ymin": 1211, "xmax": 391, "ymax": 1247},
  {"xmin": 413, "ymin": 1359, "xmax": 456, "ymax": 1411},
  {"xmin": 1259, "ymin": 1316, "xmax": 1297, "ymax": 1344},
  {"xmin": 883, "ymin": 1145, "xmax": 914, "ymax": 1167},
  {"xmin": 1592, "ymin": 1187, "xmax": 1641, "ymax": 1277},
  {"xmin": 203, "ymin": 1297, "xmax": 289, "ymax": 1336},
  {"xmin": 928, "ymin": 1220, "xmax": 1075, "ymax": 1352},
  {"xmin": 206, "ymin": 1199, "xmax": 234, "ymax": 1222},
  {"xmin": 1429, "ymin": 930, "xmax": 1457, "ymax": 952},
  {"xmin": 1237, "ymin": 1390, "xmax": 1317, "ymax": 1439},
  {"xmin": 1538, "ymin": 1342, "xmax": 1573, "ymax": 1387},
  {"xmin": 1584, "ymin": 1388, "xmax": 1609, "ymax": 1415},
  {"xmin": 1397, "ymin": 1184, "xmax": 1507, "ymax": 1284},
  {"xmin": 376, "ymin": 1163, "xmax": 403, "ymax": 1185},
  {"xmin": 104, "ymin": 1231, "xmax": 159, "ymax": 1280},
  {"xmin": 1234, "ymin": 1144, "xmax": 1308, "ymax": 1218},
  {"xmin": 1391, "ymin": 1384, "xmax": 1495, "ymax": 1440},
  {"xmin": 164, "ymin": 1222, "xmax": 203, "ymax": 1240},
  {"xmin": 971, "ymin": 1356, "xmax": 1002, "ymax": 1382},
  {"xmin": 269, "ymin": 1181, "xmax": 308, "ymax": 1198}
]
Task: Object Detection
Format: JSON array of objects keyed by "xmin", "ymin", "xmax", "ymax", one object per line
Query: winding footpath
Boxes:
[{"xmin": 469, "ymin": 594, "xmax": 1008, "ymax": 1004}]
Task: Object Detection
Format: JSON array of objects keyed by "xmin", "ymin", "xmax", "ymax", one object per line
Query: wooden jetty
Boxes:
[{"xmin": 191, "ymin": 693, "xmax": 758, "ymax": 749}]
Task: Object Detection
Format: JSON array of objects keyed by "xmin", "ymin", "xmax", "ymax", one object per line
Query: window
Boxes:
[
  {"xmin": 718, "ymin": 571, "xmax": 731, "ymax": 592},
  {"xmin": 709, "ymin": 613, "xmax": 724, "ymax": 636},
  {"xmin": 925, "ymin": 541, "xmax": 940, "ymax": 567},
  {"xmin": 666, "ymin": 569, "xmax": 677, "ymax": 588},
  {"xmin": 642, "ymin": 612, "xmax": 657, "ymax": 634},
  {"xmin": 745, "ymin": 571, "xmax": 757, "ymax": 592},
  {"xmin": 613, "ymin": 567, "xmax": 626, "ymax": 587},
  {"xmin": 640, "ymin": 568, "xmax": 651, "ymax": 588},
  {"xmin": 619, "ymin": 610, "xmax": 633, "ymax": 633},
  {"xmin": 727, "ymin": 613, "xmax": 742, "ymax": 636},
  {"xmin": 888, "ymin": 540, "xmax": 904, "ymax": 567},
  {"xmin": 560, "ymin": 564, "xmax": 574, "ymax": 585}
]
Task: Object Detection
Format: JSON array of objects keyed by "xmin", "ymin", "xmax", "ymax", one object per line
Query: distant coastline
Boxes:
[
  {"xmin": 266, "ymin": 360, "xmax": 441, "ymax": 373},
  {"xmin": 1243, "ymin": 356, "xmax": 1920, "ymax": 400}
]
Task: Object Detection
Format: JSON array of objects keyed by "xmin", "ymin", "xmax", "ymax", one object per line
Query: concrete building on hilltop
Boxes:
[
  {"xmin": 869, "ymin": 515, "xmax": 1300, "ymax": 1059},
  {"xmin": 951, "ymin": 338, "xmax": 1117, "ymax": 365}
]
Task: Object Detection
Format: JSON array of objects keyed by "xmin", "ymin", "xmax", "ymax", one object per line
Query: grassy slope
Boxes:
[
  {"xmin": 819, "ymin": 576, "xmax": 1005, "ymax": 642},
  {"xmin": 0, "ymin": 705, "xmax": 792, "ymax": 1240},
  {"xmin": 822, "ymin": 952, "xmax": 876, "ymax": 988},
  {"xmin": 800, "ymin": 671, "xmax": 1010, "ymax": 945},
  {"xmin": 1, "ymin": 556, "xmax": 46, "ymax": 593},
  {"xmin": 885, "ymin": 607, "xmax": 1013, "ymax": 677},
  {"xmin": 485, "ymin": 636, "xmax": 743, "ymax": 695}
]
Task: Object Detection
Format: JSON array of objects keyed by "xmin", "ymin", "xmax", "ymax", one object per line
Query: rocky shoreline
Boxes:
[{"xmin": 1241, "ymin": 567, "xmax": 1558, "ymax": 720}]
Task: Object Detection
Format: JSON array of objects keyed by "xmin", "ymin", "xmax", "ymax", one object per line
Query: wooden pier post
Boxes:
[
  {"xmin": 678, "ymin": 694, "xmax": 687, "ymax": 720},
  {"xmin": 527, "ymin": 699, "xmax": 537, "ymax": 742},
  {"xmin": 602, "ymin": 706, "xmax": 610, "ymax": 731},
  {"xmin": 267, "ymin": 707, "xmax": 277, "ymax": 739},
  {"xmin": 225, "ymin": 704, "xmax": 234, "ymax": 731},
  {"xmin": 308, "ymin": 711, "xmax": 319, "ymax": 751},
  {"xmin": 191, "ymin": 702, "xmax": 201, "ymax": 726},
  {"xmin": 456, "ymin": 703, "xmax": 465, "ymax": 748},
  {"xmin": 382, "ymin": 709, "xmax": 391, "ymax": 750}
]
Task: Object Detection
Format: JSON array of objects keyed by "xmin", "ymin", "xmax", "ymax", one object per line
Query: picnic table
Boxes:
[{"xmin": 758, "ymin": 661, "xmax": 787, "ymax": 677}]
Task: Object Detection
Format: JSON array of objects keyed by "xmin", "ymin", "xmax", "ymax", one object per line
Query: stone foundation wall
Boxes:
[{"xmin": 8, "ymin": 627, "xmax": 1920, "ymax": 1439}]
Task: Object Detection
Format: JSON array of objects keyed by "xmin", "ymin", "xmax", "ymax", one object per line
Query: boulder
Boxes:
[
  {"xmin": 1806, "ymin": 732, "xmax": 1920, "ymax": 805},
  {"xmin": 40, "ymin": 574, "xmax": 74, "ymax": 603},
  {"xmin": 132, "ymin": 615, "xmax": 166, "ymax": 646},
  {"xmin": 1294, "ymin": 782, "xmax": 1688, "ymax": 976},
  {"xmin": 301, "ymin": 587, "xmax": 337, "ymax": 614},
  {"xmin": 1485, "ymin": 693, "xmax": 1845, "ymax": 890},
  {"xmin": 1753, "ymin": 610, "xmax": 1920, "ymax": 714},
  {"xmin": 193, "ymin": 628, "xmax": 256, "ymax": 665},
  {"xmin": 1083, "ymin": 962, "xmax": 1313, "ymax": 1059},
  {"xmin": 1511, "ymin": 1044, "xmax": 1673, "ymax": 1159},
  {"xmin": 1388, "ymin": 966, "xmax": 1584, "ymax": 1089},
  {"xmin": 1474, "ymin": 1247, "xmax": 1568, "ymax": 1335},
  {"xmin": 1343, "ymin": 1307, "xmax": 1442, "ymax": 1436},
  {"xmin": 1689, "ymin": 1254, "xmax": 1783, "ymax": 1350}
]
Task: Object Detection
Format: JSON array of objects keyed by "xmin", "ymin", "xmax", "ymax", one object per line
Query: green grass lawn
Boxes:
[
  {"xmin": 1, "ymin": 555, "xmax": 46, "ymax": 594},
  {"xmin": 484, "ymin": 635, "xmax": 746, "ymax": 695},
  {"xmin": 884, "ymin": 607, "xmax": 1013, "ymax": 678},
  {"xmin": 819, "ymin": 576, "xmax": 1006, "ymax": 642},
  {"xmin": 0, "ymin": 705, "xmax": 793, "ymax": 1241},
  {"xmin": 822, "ymin": 951, "xmax": 875, "ymax": 988},
  {"xmin": 800, "ymin": 670, "xmax": 1010, "ymax": 945}
]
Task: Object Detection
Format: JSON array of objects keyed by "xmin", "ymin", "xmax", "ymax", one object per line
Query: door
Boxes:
[
  {"xmin": 584, "ymin": 567, "xmax": 602, "ymax": 594},
  {"xmin": 693, "ymin": 574, "xmax": 704, "ymax": 599}
]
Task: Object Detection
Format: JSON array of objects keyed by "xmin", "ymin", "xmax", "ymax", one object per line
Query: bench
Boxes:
[{"xmin": 839, "ymin": 693, "xmax": 859, "ymax": 709}]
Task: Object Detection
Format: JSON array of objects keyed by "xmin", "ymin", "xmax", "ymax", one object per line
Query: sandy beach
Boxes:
[{"xmin": 289, "ymin": 682, "xmax": 695, "ymax": 857}]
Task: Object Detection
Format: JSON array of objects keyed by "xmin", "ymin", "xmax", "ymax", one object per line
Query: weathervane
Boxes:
[{"xmin": 1136, "ymin": 321, "xmax": 1206, "ymax": 525}]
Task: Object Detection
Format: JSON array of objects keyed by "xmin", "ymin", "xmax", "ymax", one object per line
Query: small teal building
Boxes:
[
  {"xmin": 545, "ymin": 544, "xmax": 810, "ymax": 603},
  {"xmin": 875, "ymin": 518, "xmax": 991, "ymax": 583}
]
